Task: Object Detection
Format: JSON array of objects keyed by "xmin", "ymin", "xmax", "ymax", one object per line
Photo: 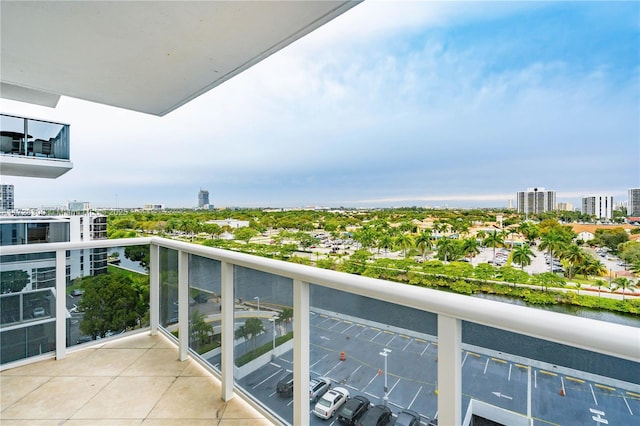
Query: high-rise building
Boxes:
[
  {"xmin": 0, "ymin": 184, "xmax": 14, "ymax": 211},
  {"xmin": 556, "ymin": 202, "xmax": 573, "ymax": 211},
  {"xmin": 516, "ymin": 187, "xmax": 556, "ymax": 216},
  {"xmin": 581, "ymin": 195, "xmax": 613, "ymax": 220},
  {"xmin": 629, "ymin": 188, "xmax": 640, "ymax": 216},
  {"xmin": 198, "ymin": 189, "xmax": 209, "ymax": 208}
]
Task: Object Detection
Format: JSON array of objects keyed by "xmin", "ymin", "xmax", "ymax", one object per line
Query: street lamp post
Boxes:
[
  {"xmin": 254, "ymin": 296, "xmax": 260, "ymax": 312},
  {"xmin": 379, "ymin": 348, "xmax": 392, "ymax": 406}
]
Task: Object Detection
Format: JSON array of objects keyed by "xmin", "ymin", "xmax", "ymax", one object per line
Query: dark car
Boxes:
[
  {"xmin": 276, "ymin": 372, "xmax": 294, "ymax": 397},
  {"xmin": 194, "ymin": 293, "xmax": 209, "ymax": 303},
  {"xmin": 337, "ymin": 395, "xmax": 370, "ymax": 425},
  {"xmin": 392, "ymin": 409, "xmax": 421, "ymax": 426},
  {"xmin": 357, "ymin": 404, "xmax": 392, "ymax": 426}
]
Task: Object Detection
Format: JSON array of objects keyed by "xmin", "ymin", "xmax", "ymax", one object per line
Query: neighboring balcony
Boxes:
[
  {"xmin": 1, "ymin": 237, "xmax": 638, "ymax": 426},
  {"xmin": 0, "ymin": 114, "xmax": 73, "ymax": 178}
]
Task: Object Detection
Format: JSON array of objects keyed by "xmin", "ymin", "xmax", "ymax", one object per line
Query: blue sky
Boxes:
[{"xmin": 3, "ymin": 1, "xmax": 639, "ymax": 209}]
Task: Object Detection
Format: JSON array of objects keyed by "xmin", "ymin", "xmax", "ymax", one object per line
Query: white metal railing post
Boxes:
[
  {"xmin": 55, "ymin": 248, "xmax": 67, "ymax": 359},
  {"xmin": 438, "ymin": 314, "xmax": 462, "ymax": 426},
  {"xmin": 178, "ymin": 250, "xmax": 189, "ymax": 361},
  {"xmin": 149, "ymin": 242, "xmax": 159, "ymax": 335},
  {"xmin": 221, "ymin": 261, "xmax": 235, "ymax": 401},
  {"xmin": 293, "ymin": 279, "xmax": 310, "ymax": 426}
]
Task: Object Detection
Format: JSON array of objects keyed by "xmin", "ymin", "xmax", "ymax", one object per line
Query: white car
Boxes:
[{"xmin": 313, "ymin": 387, "xmax": 349, "ymax": 419}]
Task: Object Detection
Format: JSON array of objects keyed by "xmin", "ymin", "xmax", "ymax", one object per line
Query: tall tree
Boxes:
[
  {"xmin": 461, "ymin": 238, "xmax": 480, "ymax": 261},
  {"xmin": 611, "ymin": 277, "xmax": 637, "ymax": 301},
  {"xmin": 539, "ymin": 230, "xmax": 566, "ymax": 273},
  {"xmin": 512, "ymin": 244, "xmax": 534, "ymax": 271},
  {"xmin": 394, "ymin": 233, "xmax": 414, "ymax": 258},
  {"xmin": 415, "ymin": 230, "xmax": 433, "ymax": 260},
  {"xmin": 483, "ymin": 230, "xmax": 504, "ymax": 264},
  {"xmin": 560, "ymin": 244, "xmax": 586, "ymax": 280}
]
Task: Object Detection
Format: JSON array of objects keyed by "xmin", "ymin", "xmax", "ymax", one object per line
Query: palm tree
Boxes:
[
  {"xmin": 377, "ymin": 233, "xmax": 393, "ymax": 254},
  {"xmin": 394, "ymin": 233, "xmax": 414, "ymax": 258},
  {"xmin": 593, "ymin": 279, "xmax": 608, "ymax": 297},
  {"xmin": 539, "ymin": 230, "xmax": 566, "ymax": 273},
  {"xmin": 578, "ymin": 255, "xmax": 606, "ymax": 281},
  {"xmin": 611, "ymin": 277, "xmax": 637, "ymax": 301},
  {"xmin": 461, "ymin": 238, "xmax": 480, "ymax": 261},
  {"xmin": 512, "ymin": 244, "xmax": 534, "ymax": 271},
  {"xmin": 560, "ymin": 244, "xmax": 586, "ymax": 280},
  {"xmin": 436, "ymin": 238, "xmax": 458, "ymax": 263},
  {"xmin": 483, "ymin": 230, "xmax": 504, "ymax": 264},
  {"xmin": 415, "ymin": 230, "xmax": 433, "ymax": 260}
]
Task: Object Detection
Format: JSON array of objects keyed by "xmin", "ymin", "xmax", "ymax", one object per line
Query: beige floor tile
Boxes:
[
  {"xmin": 59, "ymin": 348, "xmax": 147, "ymax": 376},
  {"xmin": 1, "ymin": 376, "xmax": 112, "ymax": 420},
  {"xmin": 63, "ymin": 419, "xmax": 143, "ymax": 425},
  {"xmin": 0, "ymin": 420, "xmax": 62, "ymax": 426},
  {"xmin": 142, "ymin": 419, "xmax": 220, "ymax": 425},
  {"xmin": 0, "ymin": 350, "xmax": 95, "ymax": 377},
  {"xmin": 217, "ymin": 420, "xmax": 274, "ymax": 426},
  {"xmin": 0, "ymin": 375, "xmax": 51, "ymax": 409},
  {"xmin": 120, "ymin": 348, "xmax": 187, "ymax": 377},
  {"xmin": 218, "ymin": 397, "xmax": 267, "ymax": 419},
  {"xmin": 101, "ymin": 332, "xmax": 160, "ymax": 349},
  {"xmin": 146, "ymin": 376, "xmax": 223, "ymax": 419},
  {"xmin": 179, "ymin": 360, "xmax": 212, "ymax": 377},
  {"xmin": 72, "ymin": 376, "xmax": 176, "ymax": 419}
]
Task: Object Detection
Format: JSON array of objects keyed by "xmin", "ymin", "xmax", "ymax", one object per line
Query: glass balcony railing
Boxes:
[
  {"xmin": 1, "ymin": 237, "xmax": 638, "ymax": 426},
  {"xmin": 0, "ymin": 113, "xmax": 70, "ymax": 160}
]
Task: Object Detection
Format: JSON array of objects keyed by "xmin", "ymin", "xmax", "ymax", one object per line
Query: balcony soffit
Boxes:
[{"xmin": 0, "ymin": 1, "xmax": 359, "ymax": 116}]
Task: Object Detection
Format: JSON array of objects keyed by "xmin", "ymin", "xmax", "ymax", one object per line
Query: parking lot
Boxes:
[{"xmin": 237, "ymin": 310, "xmax": 640, "ymax": 425}]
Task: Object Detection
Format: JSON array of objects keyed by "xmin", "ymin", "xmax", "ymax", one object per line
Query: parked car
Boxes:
[
  {"xmin": 314, "ymin": 387, "xmax": 350, "ymax": 419},
  {"xmin": 194, "ymin": 293, "xmax": 209, "ymax": 303},
  {"xmin": 309, "ymin": 376, "xmax": 331, "ymax": 402},
  {"xmin": 70, "ymin": 289, "xmax": 84, "ymax": 297},
  {"xmin": 33, "ymin": 307, "xmax": 45, "ymax": 317},
  {"xmin": 337, "ymin": 395, "xmax": 370, "ymax": 425},
  {"xmin": 276, "ymin": 372, "xmax": 294, "ymax": 397},
  {"xmin": 357, "ymin": 404, "xmax": 392, "ymax": 426},
  {"xmin": 392, "ymin": 409, "xmax": 421, "ymax": 426}
]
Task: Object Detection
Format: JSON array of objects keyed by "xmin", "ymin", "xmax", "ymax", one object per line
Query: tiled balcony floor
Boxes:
[{"xmin": 0, "ymin": 332, "xmax": 273, "ymax": 425}]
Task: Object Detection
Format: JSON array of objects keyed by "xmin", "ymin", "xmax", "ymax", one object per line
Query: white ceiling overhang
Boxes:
[{"xmin": 0, "ymin": 0, "xmax": 360, "ymax": 116}]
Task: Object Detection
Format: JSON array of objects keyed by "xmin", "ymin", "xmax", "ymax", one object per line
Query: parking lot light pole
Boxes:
[
  {"xmin": 379, "ymin": 348, "xmax": 392, "ymax": 406},
  {"xmin": 254, "ymin": 296, "xmax": 260, "ymax": 312}
]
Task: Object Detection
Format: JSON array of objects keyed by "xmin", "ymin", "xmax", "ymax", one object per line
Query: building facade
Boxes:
[
  {"xmin": 516, "ymin": 187, "xmax": 556, "ymax": 216},
  {"xmin": 0, "ymin": 184, "xmax": 14, "ymax": 211},
  {"xmin": 582, "ymin": 195, "xmax": 614, "ymax": 220},
  {"xmin": 629, "ymin": 188, "xmax": 640, "ymax": 217},
  {"xmin": 198, "ymin": 189, "xmax": 209, "ymax": 208},
  {"xmin": 556, "ymin": 202, "xmax": 574, "ymax": 212}
]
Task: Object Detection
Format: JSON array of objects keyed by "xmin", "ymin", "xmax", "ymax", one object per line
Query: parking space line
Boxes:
[
  {"xmin": 388, "ymin": 378, "xmax": 401, "ymax": 396},
  {"xmin": 590, "ymin": 384, "xmax": 598, "ymax": 405},
  {"xmin": 508, "ymin": 364, "xmax": 512, "ymax": 381},
  {"xmin": 311, "ymin": 353, "xmax": 328, "ymax": 369},
  {"xmin": 402, "ymin": 337, "xmax": 413, "ymax": 351},
  {"xmin": 253, "ymin": 368, "xmax": 283, "ymax": 389},
  {"xmin": 483, "ymin": 358, "xmax": 489, "ymax": 374},
  {"xmin": 408, "ymin": 385, "xmax": 423, "ymax": 409},
  {"xmin": 623, "ymin": 396, "xmax": 634, "ymax": 415},
  {"xmin": 372, "ymin": 330, "xmax": 382, "ymax": 341},
  {"xmin": 462, "ymin": 352, "xmax": 469, "ymax": 367},
  {"xmin": 365, "ymin": 391, "xmax": 379, "ymax": 400},
  {"xmin": 387, "ymin": 334, "xmax": 397, "ymax": 346},
  {"xmin": 328, "ymin": 320, "xmax": 341, "ymax": 330},
  {"xmin": 561, "ymin": 377, "xmax": 566, "ymax": 396},
  {"xmin": 342, "ymin": 324, "xmax": 356, "ymax": 334},
  {"xmin": 420, "ymin": 343, "xmax": 430, "ymax": 356},
  {"xmin": 324, "ymin": 361, "xmax": 343, "ymax": 377}
]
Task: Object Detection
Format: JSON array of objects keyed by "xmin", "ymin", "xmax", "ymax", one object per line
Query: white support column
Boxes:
[
  {"xmin": 149, "ymin": 243, "xmax": 159, "ymax": 335},
  {"xmin": 293, "ymin": 279, "xmax": 310, "ymax": 426},
  {"xmin": 178, "ymin": 250, "xmax": 189, "ymax": 361},
  {"xmin": 55, "ymin": 248, "xmax": 67, "ymax": 360},
  {"xmin": 221, "ymin": 261, "xmax": 235, "ymax": 401},
  {"xmin": 438, "ymin": 314, "xmax": 462, "ymax": 426}
]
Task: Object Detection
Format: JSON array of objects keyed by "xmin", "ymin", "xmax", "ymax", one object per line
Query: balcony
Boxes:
[
  {"xmin": 1, "ymin": 237, "xmax": 639, "ymax": 425},
  {"xmin": 0, "ymin": 114, "xmax": 73, "ymax": 178}
]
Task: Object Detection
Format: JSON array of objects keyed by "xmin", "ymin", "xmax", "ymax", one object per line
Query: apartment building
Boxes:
[
  {"xmin": 581, "ymin": 195, "xmax": 614, "ymax": 220},
  {"xmin": 516, "ymin": 187, "xmax": 556, "ymax": 215},
  {"xmin": 629, "ymin": 188, "xmax": 640, "ymax": 217}
]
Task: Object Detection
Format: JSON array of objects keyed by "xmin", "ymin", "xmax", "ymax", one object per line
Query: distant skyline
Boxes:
[{"xmin": 2, "ymin": 1, "xmax": 638, "ymax": 209}]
